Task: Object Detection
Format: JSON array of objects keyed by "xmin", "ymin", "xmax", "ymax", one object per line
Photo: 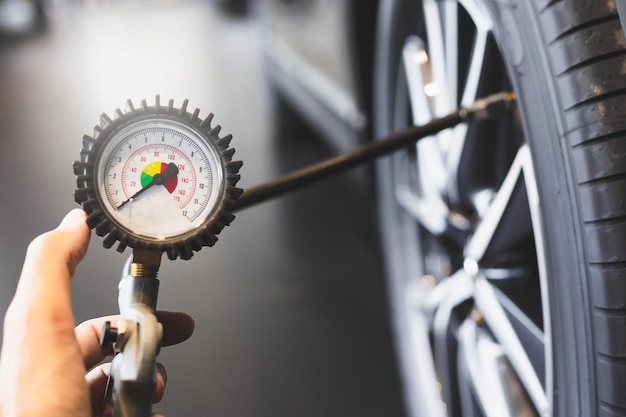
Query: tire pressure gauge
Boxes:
[{"xmin": 73, "ymin": 96, "xmax": 243, "ymax": 260}]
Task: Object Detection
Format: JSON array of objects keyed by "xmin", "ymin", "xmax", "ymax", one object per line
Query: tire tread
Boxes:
[
  {"xmin": 538, "ymin": 0, "xmax": 626, "ymax": 411},
  {"xmin": 552, "ymin": 18, "xmax": 626, "ymax": 77},
  {"xmin": 549, "ymin": 14, "xmax": 619, "ymax": 43},
  {"xmin": 539, "ymin": 0, "xmax": 617, "ymax": 43}
]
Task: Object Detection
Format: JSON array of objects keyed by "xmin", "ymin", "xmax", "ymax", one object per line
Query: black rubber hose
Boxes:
[{"xmin": 233, "ymin": 91, "xmax": 515, "ymax": 212}]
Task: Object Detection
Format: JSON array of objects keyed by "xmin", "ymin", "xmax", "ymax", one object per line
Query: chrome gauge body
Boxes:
[{"xmin": 74, "ymin": 97, "xmax": 242, "ymax": 260}]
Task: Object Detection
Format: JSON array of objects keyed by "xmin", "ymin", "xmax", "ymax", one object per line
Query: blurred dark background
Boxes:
[{"xmin": 0, "ymin": 0, "xmax": 405, "ymax": 416}]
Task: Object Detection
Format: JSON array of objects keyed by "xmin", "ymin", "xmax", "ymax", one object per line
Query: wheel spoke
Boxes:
[
  {"xmin": 442, "ymin": 0, "xmax": 459, "ymax": 109},
  {"xmin": 446, "ymin": 0, "xmax": 494, "ymax": 201},
  {"xmin": 403, "ymin": 36, "xmax": 435, "ymax": 124},
  {"xmin": 458, "ymin": 319, "xmax": 518, "ymax": 417},
  {"xmin": 422, "ymin": 0, "xmax": 455, "ymax": 116},
  {"xmin": 474, "ymin": 276, "xmax": 549, "ymax": 415},
  {"xmin": 458, "ymin": 0, "xmax": 493, "ymax": 107},
  {"xmin": 432, "ymin": 272, "xmax": 474, "ymax": 416},
  {"xmin": 400, "ymin": 37, "xmax": 449, "ymax": 235},
  {"xmin": 465, "ymin": 145, "xmax": 530, "ymax": 262},
  {"xmin": 421, "ymin": 0, "xmax": 458, "ymax": 178},
  {"xmin": 403, "ymin": 283, "xmax": 450, "ymax": 417},
  {"xmin": 396, "ymin": 183, "xmax": 449, "ymax": 235}
]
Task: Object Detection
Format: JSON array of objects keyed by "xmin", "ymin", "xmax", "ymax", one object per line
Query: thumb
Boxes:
[
  {"xmin": 6, "ymin": 209, "xmax": 90, "ymax": 334},
  {"xmin": 0, "ymin": 209, "xmax": 92, "ymax": 417}
]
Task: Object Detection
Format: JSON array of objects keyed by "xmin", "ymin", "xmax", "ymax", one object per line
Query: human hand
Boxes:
[{"xmin": 0, "ymin": 209, "xmax": 195, "ymax": 416}]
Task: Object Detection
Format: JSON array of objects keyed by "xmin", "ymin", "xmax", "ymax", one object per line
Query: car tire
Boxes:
[{"xmin": 374, "ymin": 0, "xmax": 626, "ymax": 416}]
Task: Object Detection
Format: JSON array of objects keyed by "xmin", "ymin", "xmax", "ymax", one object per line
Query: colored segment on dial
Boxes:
[{"xmin": 140, "ymin": 162, "xmax": 178, "ymax": 193}]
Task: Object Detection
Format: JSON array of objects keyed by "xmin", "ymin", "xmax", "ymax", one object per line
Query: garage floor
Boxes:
[{"xmin": 0, "ymin": 1, "xmax": 406, "ymax": 416}]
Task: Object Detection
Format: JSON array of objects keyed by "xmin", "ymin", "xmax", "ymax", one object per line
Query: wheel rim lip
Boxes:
[{"xmin": 376, "ymin": 0, "xmax": 553, "ymax": 415}]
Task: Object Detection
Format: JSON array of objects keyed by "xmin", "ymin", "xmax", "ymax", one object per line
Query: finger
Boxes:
[
  {"xmin": 3, "ymin": 209, "xmax": 90, "ymax": 355},
  {"xmin": 86, "ymin": 362, "xmax": 111, "ymax": 414},
  {"xmin": 153, "ymin": 363, "xmax": 167, "ymax": 403},
  {"xmin": 75, "ymin": 315, "xmax": 118, "ymax": 370},
  {"xmin": 13, "ymin": 209, "xmax": 90, "ymax": 304},
  {"xmin": 156, "ymin": 311, "xmax": 196, "ymax": 346},
  {"xmin": 86, "ymin": 362, "xmax": 168, "ymax": 412},
  {"xmin": 77, "ymin": 311, "xmax": 195, "ymax": 370}
]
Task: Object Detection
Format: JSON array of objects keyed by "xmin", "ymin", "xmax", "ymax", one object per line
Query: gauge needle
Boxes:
[{"xmin": 116, "ymin": 162, "xmax": 179, "ymax": 210}]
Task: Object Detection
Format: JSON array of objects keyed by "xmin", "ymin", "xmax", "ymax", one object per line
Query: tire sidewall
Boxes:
[{"xmin": 486, "ymin": 1, "xmax": 595, "ymax": 414}]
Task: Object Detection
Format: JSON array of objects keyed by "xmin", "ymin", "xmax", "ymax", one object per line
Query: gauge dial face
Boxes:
[{"xmin": 96, "ymin": 119, "xmax": 224, "ymax": 240}]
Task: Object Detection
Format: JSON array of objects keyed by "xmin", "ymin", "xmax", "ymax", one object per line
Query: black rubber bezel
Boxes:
[{"xmin": 73, "ymin": 96, "xmax": 243, "ymax": 260}]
